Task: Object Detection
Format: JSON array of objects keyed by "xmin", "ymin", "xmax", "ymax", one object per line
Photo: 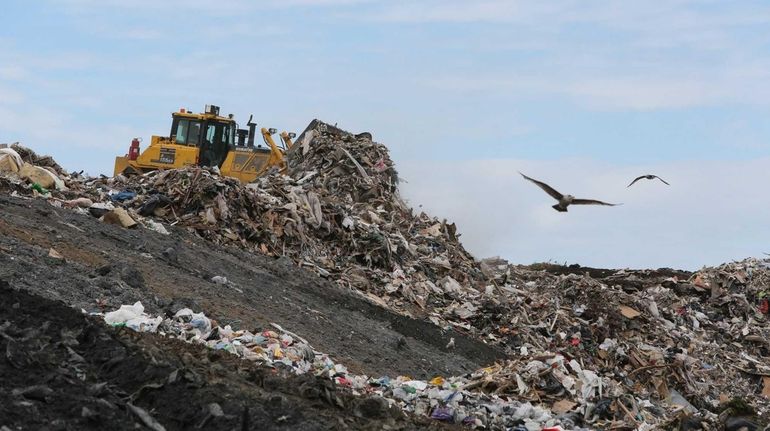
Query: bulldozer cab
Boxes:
[{"xmin": 170, "ymin": 105, "xmax": 235, "ymax": 168}]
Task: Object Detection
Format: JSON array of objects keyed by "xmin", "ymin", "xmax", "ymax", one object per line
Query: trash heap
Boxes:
[
  {"xmin": 102, "ymin": 302, "xmax": 332, "ymax": 377},
  {"xmin": 52, "ymin": 121, "xmax": 487, "ymax": 323},
  {"xmin": 99, "ymin": 301, "xmax": 572, "ymax": 429},
  {"xmin": 3, "ymin": 128, "xmax": 769, "ymax": 429},
  {"xmin": 467, "ymin": 258, "xmax": 770, "ymax": 429},
  {"xmin": 98, "ymin": 258, "xmax": 770, "ymax": 430},
  {"xmin": 0, "ymin": 143, "xmax": 68, "ymax": 194}
]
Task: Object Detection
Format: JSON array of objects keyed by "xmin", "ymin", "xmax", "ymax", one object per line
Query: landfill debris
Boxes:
[
  {"xmin": 102, "ymin": 207, "xmax": 137, "ymax": 228},
  {"xmin": 552, "ymin": 400, "xmax": 576, "ymax": 415},
  {"xmin": 97, "ymin": 301, "xmax": 566, "ymax": 429},
  {"xmin": 0, "ymin": 148, "xmax": 23, "ymax": 173},
  {"xmin": 209, "ymin": 276, "xmax": 243, "ymax": 294},
  {"xmin": 3, "ymin": 130, "xmax": 770, "ymax": 429},
  {"xmin": 10, "ymin": 143, "xmax": 66, "ymax": 176},
  {"xmin": 88, "ymin": 201, "xmax": 114, "ymax": 218},
  {"xmin": 63, "ymin": 197, "xmax": 93, "ymax": 208},
  {"xmin": 1, "ymin": 283, "xmax": 426, "ymax": 431},
  {"xmin": 48, "ymin": 248, "xmax": 64, "ymax": 259},
  {"xmin": 104, "ymin": 302, "xmax": 163, "ymax": 332},
  {"xmin": 0, "ymin": 144, "xmax": 64, "ymax": 193},
  {"xmin": 142, "ymin": 219, "xmax": 170, "ymax": 235},
  {"xmin": 110, "ymin": 190, "xmax": 137, "ymax": 202},
  {"xmin": 101, "ymin": 302, "xmax": 325, "ymax": 376},
  {"xmin": 48, "ymin": 122, "xmax": 485, "ymax": 333},
  {"xmin": 211, "ymin": 275, "xmax": 228, "ymax": 285},
  {"xmin": 31, "ymin": 182, "xmax": 49, "ymax": 194},
  {"xmin": 19, "ymin": 162, "xmax": 61, "ymax": 190},
  {"xmin": 618, "ymin": 304, "xmax": 641, "ymax": 319}
]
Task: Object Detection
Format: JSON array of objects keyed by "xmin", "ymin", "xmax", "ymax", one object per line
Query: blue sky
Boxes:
[{"xmin": 2, "ymin": 1, "xmax": 769, "ymax": 269}]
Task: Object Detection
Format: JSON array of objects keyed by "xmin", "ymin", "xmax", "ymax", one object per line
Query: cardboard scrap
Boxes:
[
  {"xmin": 763, "ymin": 376, "xmax": 770, "ymax": 398},
  {"xmin": 551, "ymin": 399, "xmax": 576, "ymax": 414},
  {"xmin": 619, "ymin": 305, "xmax": 641, "ymax": 319},
  {"xmin": 102, "ymin": 207, "xmax": 137, "ymax": 228},
  {"xmin": 48, "ymin": 248, "xmax": 63, "ymax": 259}
]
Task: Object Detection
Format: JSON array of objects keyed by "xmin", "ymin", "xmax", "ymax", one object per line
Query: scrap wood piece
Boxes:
[
  {"xmin": 731, "ymin": 364, "xmax": 770, "ymax": 377},
  {"xmin": 619, "ymin": 305, "xmax": 641, "ymax": 319},
  {"xmin": 628, "ymin": 363, "xmax": 672, "ymax": 377}
]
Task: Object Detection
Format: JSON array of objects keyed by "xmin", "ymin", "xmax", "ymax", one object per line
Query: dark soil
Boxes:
[
  {"xmin": 523, "ymin": 262, "xmax": 692, "ymax": 292},
  {"xmin": 0, "ymin": 280, "xmax": 454, "ymax": 430},
  {"xmin": 0, "ymin": 195, "xmax": 504, "ymax": 380},
  {"xmin": 526, "ymin": 262, "xmax": 691, "ymax": 280}
]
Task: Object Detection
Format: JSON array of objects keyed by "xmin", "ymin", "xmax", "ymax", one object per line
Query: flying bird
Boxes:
[
  {"xmin": 519, "ymin": 172, "xmax": 620, "ymax": 212},
  {"xmin": 627, "ymin": 174, "xmax": 669, "ymax": 187}
]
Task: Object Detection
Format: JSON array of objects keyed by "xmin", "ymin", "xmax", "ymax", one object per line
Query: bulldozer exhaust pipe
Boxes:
[{"xmin": 246, "ymin": 114, "xmax": 256, "ymax": 147}]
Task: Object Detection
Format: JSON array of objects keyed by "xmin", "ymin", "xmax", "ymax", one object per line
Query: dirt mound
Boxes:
[
  {"xmin": 0, "ymin": 280, "xmax": 455, "ymax": 430},
  {"xmin": 0, "ymin": 194, "xmax": 503, "ymax": 379}
]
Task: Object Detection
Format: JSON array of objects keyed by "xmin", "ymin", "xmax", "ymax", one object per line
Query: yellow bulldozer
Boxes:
[{"xmin": 114, "ymin": 104, "xmax": 295, "ymax": 182}]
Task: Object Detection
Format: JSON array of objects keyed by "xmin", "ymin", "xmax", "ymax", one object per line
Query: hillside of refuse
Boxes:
[{"xmin": 0, "ymin": 122, "xmax": 768, "ymax": 430}]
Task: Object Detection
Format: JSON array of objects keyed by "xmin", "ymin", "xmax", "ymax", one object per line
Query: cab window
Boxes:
[
  {"xmin": 175, "ymin": 120, "xmax": 189, "ymax": 144},
  {"xmin": 187, "ymin": 121, "xmax": 201, "ymax": 146},
  {"xmin": 172, "ymin": 119, "xmax": 202, "ymax": 146},
  {"xmin": 223, "ymin": 123, "xmax": 234, "ymax": 147},
  {"xmin": 205, "ymin": 122, "xmax": 218, "ymax": 144}
]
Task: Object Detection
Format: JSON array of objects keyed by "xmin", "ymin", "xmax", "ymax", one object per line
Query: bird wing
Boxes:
[
  {"xmin": 519, "ymin": 172, "xmax": 563, "ymax": 200},
  {"xmin": 653, "ymin": 176, "xmax": 670, "ymax": 185},
  {"xmin": 571, "ymin": 199, "xmax": 620, "ymax": 206},
  {"xmin": 627, "ymin": 176, "xmax": 645, "ymax": 187}
]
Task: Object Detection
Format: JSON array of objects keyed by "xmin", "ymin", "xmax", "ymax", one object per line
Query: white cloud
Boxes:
[
  {"xmin": 271, "ymin": 0, "xmax": 374, "ymax": 6},
  {"xmin": 53, "ymin": 0, "xmax": 373, "ymax": 13},
  {"xmin": 398, "ymin": 157, "xmax": 770, "ymax": 270},
  {"xmin": 352, "ymin": 1, "xmax": 770, "ymax": 110},
  {"xmin": 424, "ymin": 65, "xmax": 770, "ymax": 110},
  {"xmin": 0, "ymin": 85, "xmax": 25, "ymax": 104},
  {"xmin": 121, "ymin": 28, "xmax": 165, "ymax": 40},
  {"xmin": 565, "ymin": 77, "xmax": 715, "ymax": 110},
  {"xmin": 0, "ymin": 65, "xmax": 25, "ymax": 80}
]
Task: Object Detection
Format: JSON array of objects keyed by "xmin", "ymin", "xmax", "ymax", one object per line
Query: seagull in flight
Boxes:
[
  {"xmin": 627, "ymin": 174, "xmax": 670, "ymax": 187},
  {"xmin": 519, "ymin": 172, "xmax": 621, "ymax": 212}
]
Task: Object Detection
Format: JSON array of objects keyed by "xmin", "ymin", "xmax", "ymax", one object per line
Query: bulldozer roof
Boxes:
[{"xmin": 173, "ymin": 108, "xmax": 234, "ymax": 124}]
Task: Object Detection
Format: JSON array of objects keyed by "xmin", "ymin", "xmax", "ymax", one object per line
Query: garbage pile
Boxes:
[
  {"xmin": 99, "ymin": 301, "xmax": 571, "ymax": 429},
  {"xmin": 0, "ymin": 143, "xmax": 68, "ymax": 193},
  {"xmin": 468, "ymin": 258, "xmax": 770, "ymax": 429},
  {"xmin": 49, "ymin": 121, "xmax": 487, "ymax": 324},
  {"xmin": 102, "ymin": 301, "xmax": 336, "ymax": 377},
  {"xmin": 98, "ymin": 253, "xmax": 770, "ymax": 430},
  {"xmin": 3, "ymin": 127, "xmax": 769, "ymax": 429}
]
